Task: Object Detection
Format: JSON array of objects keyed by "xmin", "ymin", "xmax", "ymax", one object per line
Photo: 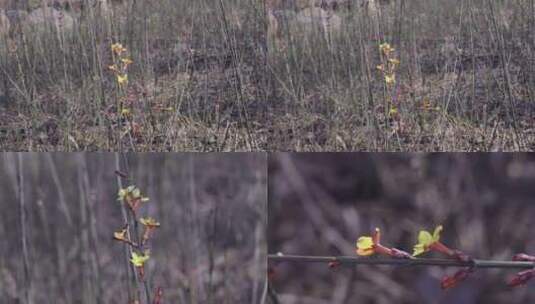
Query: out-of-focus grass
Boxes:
[
  {"xmin": 1, "ymin": 0, "xmax": 534, "ymax": 151},
  {"xmin": 268, "ymin": 153, "xmax": 535, "ymax": 302}
]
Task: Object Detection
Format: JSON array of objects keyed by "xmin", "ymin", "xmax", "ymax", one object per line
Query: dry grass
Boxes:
[
  {"xmin": 1, "ymin": 0, "xmax": 535, "ymax": 151},
  {"xmin": 1, "ymin": 0, "xmax": 266, "ymax": 151},
  {"xmin": 265, "ymin": 0, "xmax": 535, "ymax": 151}
]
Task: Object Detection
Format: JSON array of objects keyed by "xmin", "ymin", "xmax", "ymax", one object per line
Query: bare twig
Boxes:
[
  {"xmin": 17, "ymin": 154, "xmax": 32, "ymax": 304},
  {"xmin": 114, "ymin": 153, "xmax": 151, "ymax": 304},
  {"xmin": 268, "ymin": 254, "xmax": 535, "ymax": 269},
  {"xmin": 114, "ymin": 153, "xmax": 137, "ymax": 302},
  {"xmin": 45, "ymin": 155, "xmax": 73, "ymax": 230},
  {"xmin": 77, "ymin": 155, "xmax": 102, "ymax": 304}
]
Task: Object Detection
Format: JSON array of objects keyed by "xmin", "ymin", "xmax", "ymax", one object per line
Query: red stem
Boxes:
[{"xmin": 430, "ymin": 242, "xmax": 455, "ymax": 257}]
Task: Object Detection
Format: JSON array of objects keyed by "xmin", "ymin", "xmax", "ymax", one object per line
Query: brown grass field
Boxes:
[{"xmin": 0, "ymin": 0, "xmax": 534, "ymax": 151}]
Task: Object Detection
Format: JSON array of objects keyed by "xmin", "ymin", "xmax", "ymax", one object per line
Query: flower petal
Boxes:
[
  {"xmin": 113, "ymin": 229, "xmax": 127, "ymax": 241},
  {"xmin": 433, "ymin": 225, "xmax": 443, "ymax": 242},
  {"xmin": 357, "ymin": 236, "xmax": 374, "ymax": 250},
  {"xmin": 130, "ymin": 251, "xmax": 150, "ymax": 267},
  {"xmin": 413, "ymin": 243, "xmax": 425, "ymax": 256},
  {"xmin": 418, "ymin": 230, "xmax": 433, "ymax": 246},
  {"xmin": 140, "ymin": 217, "xmax": 160, "ymax": 228}
]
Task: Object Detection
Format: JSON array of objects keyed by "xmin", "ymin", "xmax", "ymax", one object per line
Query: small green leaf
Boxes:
[
  {"xmin": 356, "ymin": 236, "xmax": 374, "ymax": 256},
  {"xmin": 130, "ymin": 251, "xmax": 150, "ymax": 267}
]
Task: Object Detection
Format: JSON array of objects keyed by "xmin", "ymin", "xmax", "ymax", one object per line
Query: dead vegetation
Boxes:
[
  {"xmin": 265, "ymin": 0, "xmax": 535, "ymax": 151},
  {"xmin": 1, "ymin": 0, "xmax": 534, "ymax": 151},
  {"xmin": 1, "ymin": 0, "xmax": 266, "ymax": 151}
]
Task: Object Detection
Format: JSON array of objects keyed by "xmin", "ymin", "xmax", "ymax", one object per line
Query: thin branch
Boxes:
[
  {"xmin": 114, "ymin": 153, "xmax": 151, "ymax": 304},
  {"xmin": 45, "ymin": 154, "xmax": 73, "ymax": 227},
  {"xmin": 77, "ymin": 155, "xmax": 102, "ymax": 304},
  {"xmin": 17, "ymin": 154, "xmax": 32, "ymax": 304},
  {"xmin": 115, "ymin": 153, "xmax": 136, "ymax": 302},
  {"xmin": 268, "ymin": 254, "xmax": 535, "ymax": 270}
]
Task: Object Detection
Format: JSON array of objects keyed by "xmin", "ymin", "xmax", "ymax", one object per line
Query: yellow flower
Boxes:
[
  {"xmin": 140, "ymin": 217, "xmax": 160, "ymax": 245},
  {"xmin": 117, "ymin": 185, "xmax": 149, "ymax": 214},
  {"xmin": 356, "ymin": 228, "xmax": 413, "ymax": 259},
  {"xmin": 113, "ymin": 228, "xmax": 128, "ymax": 242},
  {"xmin": 130, "ymin": 251, "xmax": 150, "ymax": 267},
  {"xmin": 140, "ymin": 217, "xmax": 161, "ymax": 228},
  {"xmin": 389, "ymin": 106, "xmax": 398, "ymax": 116},
  {"xmin": 117, "ymin": 185, "xmax": 149, "ymax": 202},
  {"xmin": 121, "ymin": 108, "xmax": 131, "ymax": 116},
  {"xmin": 117, "ymin": 187, "xmax": 130, "ymax": 201},
  {"xmin": 113, "ymin": 226, "xmax": 137, "ymax": 246},
  {"xmin": 388, "ymin": 58, "xmax": 400, "ymax": 65},
  {"xmin": 413, "ymin": 225, "xmax": 443, "ymax": 256},
  {"xmin": 376, "ymin": 64, "xmax": 384, "ymax": 71},
  {"xmin": 117, "ymin": 74, "xmax": 128, "ymax": 86},
  {"xmin": 379, "ymin": 42, "xmax": 394, "ymax": 54},
  {"xmin": 385, "ymin": 74, "xmax": 395, "ymax": 85},
  {"xmin": 111, "ymin": 43, "xmax": 127, "ymax": 55},
  {"xmin": 356, "ymin": 236, "xmax": 375, "ymax": 256},
  {"xmin": 356, "ymin": 228, "xmax": 387, "ymax": 256},
  {"xmin": 121, "ymin": 58, "xmax": 133, "ymax": 66}
]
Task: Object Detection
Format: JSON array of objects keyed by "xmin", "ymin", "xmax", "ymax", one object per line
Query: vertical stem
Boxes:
[
  {"xmin": 17, "ymin": 153, "xmax": 31, "ymax": 304},
  {"xmin": 187, "ymin": 154, "xmax": 199, "ymax": 302},
  {"xmin": 77, "ymin": 155, "xmax": 103, "ymax": 304},
  {"xmin": 251, "ymin": 219, "xmax": 263, "ymax": 304},
  {"xmin": 115, "ymin": 153, "xmax": 151, "ymax": 304},
  {"xmin": 77, "ymin": 157, "xmax": 92, "ymax": 303},
  {"xmin": 115, "ymin": 153, "xmax": 136, "ymax": 302},
  {"xmin": 45, "ymin": 154, "xmax": 73, "ymax": 230},
  {"xmin": 356, "ymin": 10, "xmax": 378, "ymax": 148},
  {"xmin": 130, "ymin": 205, "xmax": 152, "ymax": 304},
  {"xmin": 486, "ymin": 0, "xmax": 522, "ymax": 149}
]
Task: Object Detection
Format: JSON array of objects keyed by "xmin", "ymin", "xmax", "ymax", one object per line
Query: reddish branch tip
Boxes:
[
  {"xmin": 114, "ymin": 170, "xmax": 128, "ymax": 178},
  {"xmin": 152, "ymin": 287, "xmax": 163, "ymax": 304},
  {"xmin": 390, "ymin": 248, "xmax": 413, "ymax": 259},
  {"xmin": 512, "ymin": 253, "xmax": 535, "ymax": 262},
  {"xmin": 451, "ymin": 249, "xmax": 473, "ymax": 263},
  {"xmin": 328, "ymin": 260, "xmax": 341, "ymax": 269},
  {"xmin": 508, "ymin": 269, "xmax": 535, "ymax": 287},
  {"xmin": 441, "ymin": 267, "xmax": 474, "ymax": 290},
  {"xmin": 509, "ymin": 253, "xmax": 535, "ymax": 287}
]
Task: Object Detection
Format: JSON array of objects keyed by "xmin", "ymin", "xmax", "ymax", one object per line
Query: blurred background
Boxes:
[
  {"xmin": 268, "ymin": 153, "xmax": 535, "ymax": 304},
  {"xmin": 0, "ymin": 153, "xmax": 266, "ymax": 304}
]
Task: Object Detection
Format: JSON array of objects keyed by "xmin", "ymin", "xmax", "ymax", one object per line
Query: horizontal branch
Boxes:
[{"xmin": 268, "ymin": 254, "xmax": 535, "ymax": 269}]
